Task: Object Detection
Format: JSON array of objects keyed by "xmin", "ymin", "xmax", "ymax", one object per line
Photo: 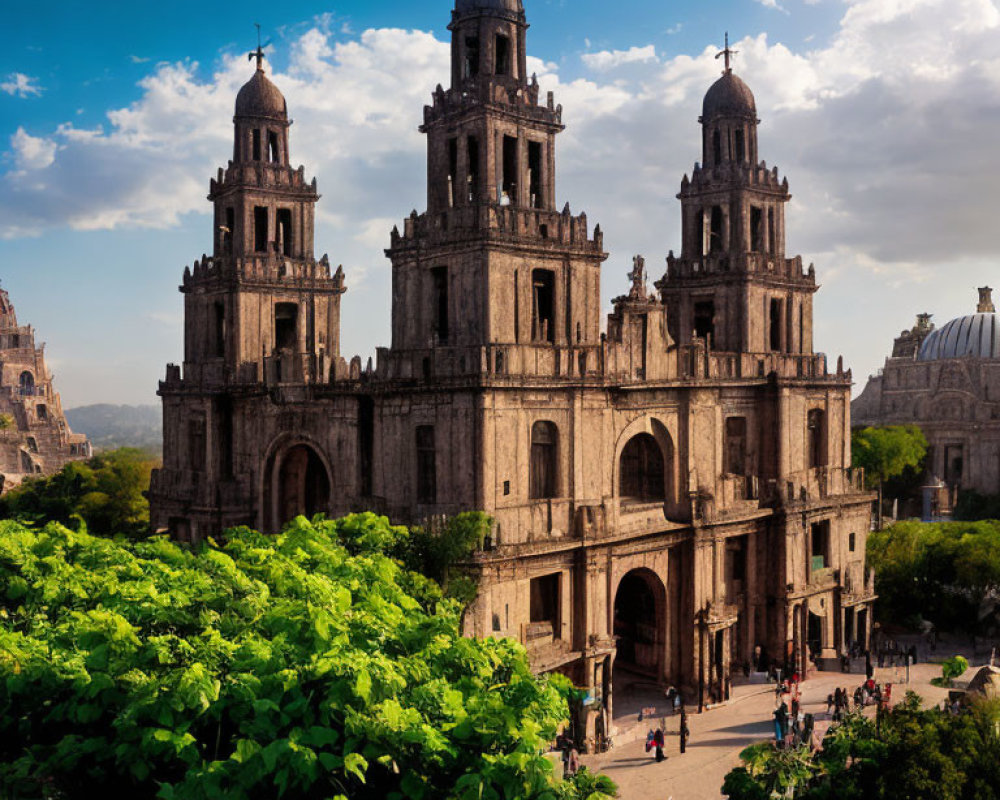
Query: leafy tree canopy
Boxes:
[
  {"xmin": 867, "ymin": 519, "xmax": 1000, "ymax": 633},
  {"xmin": 852, "ymin": 425, "xmax": 928, "ymax": 489},
  {"xmin": 0, "ymin": 514, "xmax": 615, "ymax": 800},
  {"xmin": 723, "ymin": 693, "xmax": 1000, "ymax": 800},
  {"xmin": 0, "ymin": 448, "xmax": 157, "ymax": 538}
]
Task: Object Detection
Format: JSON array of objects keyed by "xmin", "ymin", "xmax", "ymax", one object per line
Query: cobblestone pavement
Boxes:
[{"xmin": 581, "ymin": 662, "xmax": 953, "ymax": 800}]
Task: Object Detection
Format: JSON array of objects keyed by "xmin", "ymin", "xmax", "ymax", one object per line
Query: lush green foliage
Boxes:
[
  {"xmin": 0, "ymin": 515, "xmax": 615, "ymax": 800},
  {"xmin": 867, "ymin": 519, "xmax": 1000, "ymax": 632},
  {"xmin": 723, "ymin": 693, "xmax": 1000, "ymax": 800},
  {"xmin": 932, "ymin": 656, "xmax": 972, "ymax": 688},
  {"xmin": 851, "ymin": 425, "xmax": 928, "ymax": 490},
  {"xmin": 0, "ymin": 448, "xmax": 157, "ymax": 538}
]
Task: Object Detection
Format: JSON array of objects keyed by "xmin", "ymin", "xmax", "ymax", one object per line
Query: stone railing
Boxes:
[{"xmin": 765, "ymin": 467, "xmax": 867, "ymax": 508}]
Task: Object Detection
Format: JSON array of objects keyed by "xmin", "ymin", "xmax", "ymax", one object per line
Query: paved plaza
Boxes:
[{"xmin": 582, "ymin": 661, "xmax": 955, "ymax": 800}]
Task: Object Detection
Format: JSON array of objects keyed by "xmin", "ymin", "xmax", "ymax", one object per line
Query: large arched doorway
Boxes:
[
  {"xmin": 272, "ymin": 444, "xmax": 330, "ymax": 529},
  {"xmin": 613, "ymin": 569, "xmax": 665, "ymax": 677}
]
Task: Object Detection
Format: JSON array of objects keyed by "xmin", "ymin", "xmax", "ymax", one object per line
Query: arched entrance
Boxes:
[
  {"xmin": 613, "ymin": 569, "xmax": 665, "ymax": 677},
  {"xmin": 266, "ymin": 443, "xmax": 331, "ymax": 530}
]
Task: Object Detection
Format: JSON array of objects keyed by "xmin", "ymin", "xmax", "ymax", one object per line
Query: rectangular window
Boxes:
[
  {"xmin": 734, "ymin": 128, "xmax": 745, "ymax": 163},
  {"xmin": 268, "ymin": 131, "xmax": 280, "ymax": 163},
  {"xmin": 528, "ymin": 140, "xmax": 542, "ymax": 208},
  {"xmin": 464, "ymin": 36, "xmax": 480, "ymax": 78},
  {"xmin": 224, "ymin": 207, "xmax": 235, "ymax": 254},
  {"xmin": 275, "ymin": 302, "xmax": 298, "ymax": 350},
  {"xmin": 252, "ymin": 129, "xmax": 261, "ymax": 161},
  {"xmin": 188, "ymin": 418, "xmax": 206, "ymax": 472},
  {"xmin": 849, "ymin": 532, "xmax": 856, "ymax": 553},
  {"xmin": 945, "ymin": 444, "xmax": 964, "ymax": 485},
  {"xmin": 712, "ymin": 130, "xmax": 722, "ymax": 165},
  {"xmin": 768, "ymin": 208, "xmax": 776, "ymax": 254},
  {"xmin": 709, "ymin": 205, "xmax": 724, "ymax": 253},
  {"xmin": 416, "ymin": 425, "xmax": 437, "ymax": 504},
  {"xmin": 495, "ymin": 34, "xmax": 511, "ymax": 76},
  {"xmin": 696, "ymin": 210, "xmax": 706, "ymax": 257},
  {"xmin": 529, "ymin": 573, "xmax": 560, "ymax": 636},
  {"xmin": 808, "ymin": 409, "xmax": 826, "ymax": 468},
  {"xmin": 254, "ymin": 206, "xmax": 268, "ymax": 253},
  {"xmin": 724, "ymin": 417, "xmax": 747, "ymax": 475},
  {"xmin": 769, "ymin": 298, "xmax": 782, "ymax": 352},
  {"xmin": 213, "ymin": 301, "xmax": 225, "ymax": 358},
  {"xmin": 750, "ymin": 207, "xmax": 763, "ymax": 253},
  {"xmin": 502, "ymin": 135, "xmax": 518, "ymax": 204},
  {"xmin": 694, "ymin": 299, "xmax": 715, "ymax": 341},
  {"xmin": 531, "ymin": 269, "xmax": 555, "ymax": 343},
  {"xmin": 431, "ymin": 266, "xmax": 448, "ymax": 343},
  {"xmin": 276, "ymin": 208, "xmax": 292, "ymax": 257},
  {"xmin": 811, "ymin": 521, "xmax": 830, "ymax": 570},
  {"xmin": 530, "ymin": 421, "xmax": 558, "ymax": 499},
  {"xmin": 447, "ymin": 138, "xmax": 458, "ymax": 207},
  {"xmin": 467, "ymin": 135, "xmax": 480, "ymax": 202}
]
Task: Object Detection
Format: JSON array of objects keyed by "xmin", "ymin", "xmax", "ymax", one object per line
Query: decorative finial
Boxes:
[
  {"xmin": 248, "ymin": 23, "xmax": 265, "ymax": 72},
  {"xmin": 715, "ymin": 32, "xmax": 738, "ymax": 74}
]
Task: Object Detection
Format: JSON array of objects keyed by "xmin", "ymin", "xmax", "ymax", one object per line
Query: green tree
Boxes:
[
  {"xmin": 0, "ymin": 515, "xmax": 616, "ymax": 800},
  {"xmin": 0, "ymin": 447, "xmax": 156, "ymax": 537},
  {"xmin": 867, "ymin": 519, "xmax": 1000, "ymax": 633},
  {"xmin": 852, "ymin": 425, "xmax": 928, "ymax": 528},
  {"xmin": 722, "ymin": 692, "xmax": 1000, "ymax": 800}
]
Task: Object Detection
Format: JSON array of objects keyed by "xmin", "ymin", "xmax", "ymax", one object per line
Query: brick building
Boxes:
[{"xmin": 150, "ymin": 0, "xmax": 875, "ymax": 717}]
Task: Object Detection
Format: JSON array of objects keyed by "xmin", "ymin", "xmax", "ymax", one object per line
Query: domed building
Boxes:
[{"xmin": 853, "ymin": 287, "xmax": 1000, "ymax": 499}]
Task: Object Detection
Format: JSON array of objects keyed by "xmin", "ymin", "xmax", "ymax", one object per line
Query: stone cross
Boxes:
[
  {"xmin": 716, "ymin": 32, "xmax": 738, "ymax": 73},
  {"xmin": 249, "ymin": 23, "xmax": 265, "ymax": 71}
]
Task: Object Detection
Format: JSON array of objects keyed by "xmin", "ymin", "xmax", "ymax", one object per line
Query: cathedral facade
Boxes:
[{"xmin": 150, "ymin": 0, "xmax": 874, "ymax": 715}]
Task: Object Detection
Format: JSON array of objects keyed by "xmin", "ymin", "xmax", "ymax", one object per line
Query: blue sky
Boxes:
[{"xmin": 2, "ymin": 0, "xmax": 1000, "ymax": 406}]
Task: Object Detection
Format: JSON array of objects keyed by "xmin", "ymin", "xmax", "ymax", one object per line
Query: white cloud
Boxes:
[
  {"xmin": 1, "ymin": 73, "xmax": 43, "ymax": 97},
  {"xmin": 9, "ymin": 128, "xmax": 56, "ymax": 171},
  {"xmin": 582, "ymin": 45, "xmax": 658, "ymax": 71}
]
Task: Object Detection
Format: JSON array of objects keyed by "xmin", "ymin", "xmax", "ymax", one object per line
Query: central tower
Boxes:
[{"xmin": 386, "ymin": 0, "xmax": 606, "ymax": 363}]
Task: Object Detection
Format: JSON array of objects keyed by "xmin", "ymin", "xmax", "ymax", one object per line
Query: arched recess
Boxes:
[
  {"xmin": 615, "ymin": 418, "xmax": 677, "ymax": 514},
  {"xmin": 19, "ymin": 371, "xmax": 34, "ymax": 397},
  {"xmin": 613, "ymin": 568, "xmax": 666, "ymax": 678},
  {"xmin": 261, "ymin": 438, "xmax": 333, "ymax": 532},
  {"xmin": 619, "ymin": 433, "xmax": 664, "ymax": 502}
]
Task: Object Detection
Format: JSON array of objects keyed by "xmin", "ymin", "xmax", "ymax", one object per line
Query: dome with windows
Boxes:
[
  {"xmin": 235, "ymin": 68, "xmax": 287, "ymax": 120},
  {"xmin": 702, "ymin": 71, "xmax": 756, "ymax": 120},
  {"xmin": 917, "ymin": 312, "xmax": 1000, "ymax": 361}
]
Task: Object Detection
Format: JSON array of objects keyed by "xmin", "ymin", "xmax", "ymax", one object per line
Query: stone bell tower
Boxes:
[
  {"xmin": 386, "ymin": 0, "xmax": 606, "ymax": 366},
  {"xmin": 658, "ymin": 40, "xmax": 817, "ymax": 357},
  {"xmin": 151, "ymin": 49, "xmax": 348, "ymax": 541}
]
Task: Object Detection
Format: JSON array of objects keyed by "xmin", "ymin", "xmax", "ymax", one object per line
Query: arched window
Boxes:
[
  {"xmin": 808, "ymin": 409, "xmax": 826, "ymax": 468},
  {"xmin": 530, "ymin": 421, "xmax": 558, "ymax": 500},
  {"xmin": 620, "ymin": 433, "xmax": 665, "ymax": 502},
  {"xmin": 19, "ymin": 371, "xmax": 34, "ymax": 397}
]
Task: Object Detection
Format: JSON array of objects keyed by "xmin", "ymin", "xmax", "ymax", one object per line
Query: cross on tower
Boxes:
[
  {"xmin": 716, "ymin": 32, "xmax": 738, "ymax": 73},
  {"xmin": 248, "ymin": 23, "xmax": 265, "ymax": 71}
]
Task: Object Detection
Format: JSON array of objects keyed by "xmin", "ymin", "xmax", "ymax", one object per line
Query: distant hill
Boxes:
[{"xmin": 65, "ymin": 404, "xmax": 162, "ymax": 455}]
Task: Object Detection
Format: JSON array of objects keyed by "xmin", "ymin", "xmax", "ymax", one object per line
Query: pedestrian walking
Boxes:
[
  {"xmin": 679, "ymin": 707, "xmax": 689, "ymax": 754},
  {"xmin": 567, "ymin": 747, "xmax": 580, "ymax": 777},
  {"xmin": 653, "ymin": 727, "xmax": 666, "ymax": 762},
  {"xmin": 826, "ymin": 692, "xmax": 834, "ymax": 716}
]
